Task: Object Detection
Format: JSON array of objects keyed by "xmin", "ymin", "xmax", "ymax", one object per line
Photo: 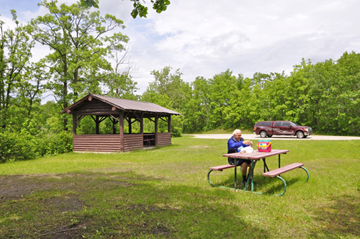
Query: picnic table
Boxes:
[{"xmin": 208, "ymin": 149, "xmax": 309, "ymax": 196}]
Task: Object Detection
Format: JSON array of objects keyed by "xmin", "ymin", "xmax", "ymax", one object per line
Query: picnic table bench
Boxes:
[
  {"xmin": 143, "ymin": 134, "xmax": 155, "ymax": 146},
  {"xmin": 208, "ymin": 150, "xmax": 310, "ymax": 196}
]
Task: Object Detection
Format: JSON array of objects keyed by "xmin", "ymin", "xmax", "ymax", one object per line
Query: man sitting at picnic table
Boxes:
[{"xmin": 227, "ymin": 129, "xmax": 254, "ymax": 186}]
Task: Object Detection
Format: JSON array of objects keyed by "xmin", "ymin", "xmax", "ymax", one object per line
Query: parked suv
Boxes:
[{"xmin": 254, "ymin": 121, "xmax": 312, "ymax": 138}]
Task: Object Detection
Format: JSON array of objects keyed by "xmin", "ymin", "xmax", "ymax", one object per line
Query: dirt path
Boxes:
[{"xmin": 186, "ymin": 134, "xmax": 360, "ymax": 140}]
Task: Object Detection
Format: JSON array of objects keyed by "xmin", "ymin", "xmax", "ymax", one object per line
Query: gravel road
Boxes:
[{"xmin": 186, "ymin": 134, "xmax": 360, "ymax": 140}]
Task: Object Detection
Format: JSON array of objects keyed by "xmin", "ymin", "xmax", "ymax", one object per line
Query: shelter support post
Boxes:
[
  {"xmin": 73, "ymin": 114, "xmax": 77, "ymax": 135},
  {"xmin": 140, "ymin": 113, "xmax": 143, "ymax": 134},
  {"xmin": 96, "ymin": 116, "xmax": 99, "ymax": 134},
  {"xmin": 129, "ymin": 117, "xmax": 132, "ymax": 134},
  {"xmin": 119, "ymin": 112, "xmax": 124, "ymax": 152},
  {"xmin": 155, "ymin": 115, "xmax": 158, "ymax": 146},
  {"xmin": 168, "ymin": 115, "xmax": 171, "ymax": 133}
]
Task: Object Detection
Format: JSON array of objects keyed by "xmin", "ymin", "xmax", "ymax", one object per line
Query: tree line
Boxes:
[
  {"xmin": 1, "ymin": 0, "xmax": 360, "ymax": 162},
  {"xmin": 143, "ymin": 53, "xmax": 360, "ymax": 136}
]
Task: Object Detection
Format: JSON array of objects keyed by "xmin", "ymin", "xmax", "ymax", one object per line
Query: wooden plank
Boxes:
[
  {"xmin": 262, "ymin": 163, "xmax": 304, "ymax": 177},
  {"xmin": 123, "ymin": 134, "xmax": 143, "ymax": 152},
  {"xmin": 209, "ymin": 164, "xmax": 235, "ymax": 171},
  {"xmin": 157, "ymin": 133, "xmax": 171, "ymax": 146},
  {"xmin": 73, "ymin": 134, "xmax": 121, "ymax": 152},
  {"xmin": 223, "ymin": 149, "xmax": 290, "ymax": 160}
]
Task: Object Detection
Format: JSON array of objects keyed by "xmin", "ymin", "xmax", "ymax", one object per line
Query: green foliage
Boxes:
[
  {"xmin": 36, "ymin": 131, "xmax": 73, "ymax": 156},
  {"xmin": 142, "ymin": 66, "xmax": 189, "ymax": 135},
  {"xmin": 0, "ymin": 131, "xmax": 72, "ymax": 163},
  {"xmin": 0, "ymin": 10, "xmax": 36, "ymax": 130},
  {"xmin": 0, "ymin": 133, "xmax": 36, "ymax": 162},
  {"xmin": 81, "ymin": 0, "xmax": 171, "ymax": 18},
  {"xmin": 146, "ymin": 52, "xmax": 360, "ymax": 136},
  {"xmin": 171, "ymin": 115, "xmax": 182, "ymax": 137},
  {"xmin": 26, "ymin": 0, "xmax": 129, "ymax": 130}
]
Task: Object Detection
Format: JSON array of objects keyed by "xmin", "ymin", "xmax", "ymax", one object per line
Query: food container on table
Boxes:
[{"xmin": 258, "ymin": 140, "xmax": 271, "ymax": 152}]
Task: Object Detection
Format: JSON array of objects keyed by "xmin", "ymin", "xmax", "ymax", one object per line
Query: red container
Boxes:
[{"xmin": 258, "ymin": 140, "xmax": 271, "ymax": 152}]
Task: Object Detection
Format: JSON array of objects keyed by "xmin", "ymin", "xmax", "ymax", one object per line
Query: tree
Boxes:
[
  {"xmin": 104, "ymin": 49, "xmax": 138, "ymax": 100},
  {"xmin": 27, "ymin": 0, "xmax": 129, "ymax": 130},
  {"xmin": 224, "ymin": 75, "xmax": 254, "ymax": 129},
  {"xmin": 142, "ymin": 66, "xmax": 189, "ymax": 136},
  {"xmin": 328, "ymin": 52, "xmax": 360, "ymax": 135},
  {"xmin": 0, "ymin": 10, "xmax": 35, "ymax": 130},
  {"xmin": 17, "ymin": 62, "xmax": 48, "ymax": 117},
  {"xmin": 143, "ymin": 66, "xmax": 190, "ymax": 111},
  {"xmin": 182, "ymin": 76, "xmax": 210, "ymax": 132},
  {"xmin": 208, "ymin": 70, "xmax": 237, "ymax": 128},
  {"xmin": 81, "ymin": 0, "xmax": 171, "ymax": 18}
]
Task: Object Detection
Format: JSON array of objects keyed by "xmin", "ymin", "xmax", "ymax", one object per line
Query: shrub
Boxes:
[
  {"xmin": 0, "ymin": 131, "xmax": 73, "ymax": 163},
  {"xmin": 0, "ymin": 133, "xmax": 36, "ymax": 163}
]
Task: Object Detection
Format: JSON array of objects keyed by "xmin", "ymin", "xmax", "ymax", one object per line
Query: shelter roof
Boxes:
[{"xmin": 61, "ymin": 93, "xmax": 180, "ymax": 115}]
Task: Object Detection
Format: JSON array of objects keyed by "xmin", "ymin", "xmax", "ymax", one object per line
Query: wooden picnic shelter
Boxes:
[{"xmin": 61, "ymin": 93, "xmax": 180, "ymax": 152}]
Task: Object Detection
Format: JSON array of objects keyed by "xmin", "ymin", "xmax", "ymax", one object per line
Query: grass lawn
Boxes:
[{"xmin": 1, "ymin": 136, "xmax": 360, "ymax": 238}]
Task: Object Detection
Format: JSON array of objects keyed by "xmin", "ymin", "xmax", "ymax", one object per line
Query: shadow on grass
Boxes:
[
  {"xmin": 209, "ymin": 170, "xmax": 307, "ymax": 195},
  {"xmin": 310, "ymin": 194, "xmax": 360, "ymax": 238},
  {"xmin": 1, "ymin": 171, "xmax": 271, "ymax": 238}
]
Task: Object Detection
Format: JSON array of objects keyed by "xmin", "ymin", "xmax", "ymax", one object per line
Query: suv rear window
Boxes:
[{"xmin": 256, "ymin": 121, "xmax": 272, "ymax": 126}]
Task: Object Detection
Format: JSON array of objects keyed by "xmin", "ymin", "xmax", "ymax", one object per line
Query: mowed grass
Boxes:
[{"xmin": 1, "ymin": 136, "xmax": 360, "ymax": 238}]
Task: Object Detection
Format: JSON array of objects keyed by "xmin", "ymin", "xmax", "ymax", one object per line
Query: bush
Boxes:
[
  {"xmin": 0, "ymin": 133, "xmax": 36, "ymax": 163},
  {"xmin": 171, "ymin": 126, "xmax": 182, "ymax": 137},
  {"xmin": 35, "ymin": 131, "xmax": 73, "ymax": 156},
  {"xmin": 0, "ymin": 131, "xmax": 73, "ymax": 163}
]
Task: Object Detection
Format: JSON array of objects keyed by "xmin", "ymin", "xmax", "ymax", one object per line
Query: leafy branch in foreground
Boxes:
[{"xmin": 80, "ymin": 0, "xmax": 171, "ymax": 18}]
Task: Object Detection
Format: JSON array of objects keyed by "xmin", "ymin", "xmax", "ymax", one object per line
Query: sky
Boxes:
[{"xmin": 1, "ymin": 0, "xmax": 360, "ymax": 101}]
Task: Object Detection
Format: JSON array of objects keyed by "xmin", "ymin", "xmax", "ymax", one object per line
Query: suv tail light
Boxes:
[{"xmin": 254, "ymin": 127, "xmax": 256, "ymax": 130}]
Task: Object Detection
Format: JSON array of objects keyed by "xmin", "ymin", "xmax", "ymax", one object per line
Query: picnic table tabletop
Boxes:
[{"xmin": 222, "ymin": 149, "xmax": 289, "ymax": 160}]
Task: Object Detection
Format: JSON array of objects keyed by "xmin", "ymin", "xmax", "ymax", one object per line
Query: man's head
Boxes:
[{"xmin": 232, "ymin": 129, "xmax": 242, "ymax": 141}]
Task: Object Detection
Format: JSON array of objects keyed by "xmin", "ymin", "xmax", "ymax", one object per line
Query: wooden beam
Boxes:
[
  {"xmin": 96, "ymin": 116, "xmax": 100, "ymax": 134},
  {"xmin": 129, "ymin": 117, "xmax": 132, "ymax": 134},
  {"xmin": 119, "ymin": 112, "xmax": 124, "ymax": 152},
  {"xmin": 76, "ymin": 115, "xmax": 85, "ymax": 123},
  {"xmin": 168, "ymin": 115, "xmax": 171, "ymax": 133},
  {"xmin": 109, "ymin": 114, "xmax": 120, "ymax": 122},
  {"xmin": 147, "ymin": 117, "xmax": 155, "ymax": 123},
  {"xmin": 140, "ymin": 113, "xmax": 143, "ymax": 134},
  {"xmin": 98, "ymin": 116, "xmax": 107, "ymax": 123},
  {"xmin": 159, "ymin": 117, "xmax": 169, "ymax": 123},
  {"xmin": 112, "ymin": 117, "xmax": 117, "ymax": 134},
  {"xmin": 155, "ymin": 115, "xmax": 158, "ymax": 146},
  {"xmin": 73, "ymin": 114, "xmax": 77, "ymax": 135}
]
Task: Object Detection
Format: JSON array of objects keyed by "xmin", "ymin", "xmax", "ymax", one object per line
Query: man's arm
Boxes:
[{"xmin": 228, "ymin": 139, "xmax": 249, "ymax": 151}]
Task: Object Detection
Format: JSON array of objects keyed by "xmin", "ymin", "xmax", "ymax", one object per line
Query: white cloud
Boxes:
[{"xmin": 2, "ymin": 0, "xmax": 360, "ymax": 97}]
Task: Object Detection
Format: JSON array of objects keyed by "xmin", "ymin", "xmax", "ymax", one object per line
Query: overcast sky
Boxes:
[{"xmin": 1, "ymin": 0, "xmax": 360, "ymax": 100}]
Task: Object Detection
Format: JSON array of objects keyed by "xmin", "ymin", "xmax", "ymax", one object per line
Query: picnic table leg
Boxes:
[
  {"xmin": 234, "ymin": 159, "xmax": 237, "ymax": 190},
  {"xmin": 300, "ymin": 166, "xmax": 310, "ymax": 182},
  {"xmin": 278, "ymin": 155, "xmax": 281, "ymax": 168},
  {"xmin": 262, "ymin": 158, "xmax": 270, "ymax": 173},
  {"xmin": 274, "ymin": 176, "xmax": 287, "ymax": 196},
  {"xmin": 251, "ymin": 160, "xmax": 258, "ymax": 192},
  {"xmin": 245, "ymin": 160, "xmax": 257, "ymax": 192}
]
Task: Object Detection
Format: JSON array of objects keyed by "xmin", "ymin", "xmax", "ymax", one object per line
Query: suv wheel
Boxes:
[
  {"xmin": 296, "ymin": 131, "xmax": 304, "ymax": 138},
  {"xmin": 260, "ymin": 131, "xmax": 267, "ymax": 138}
]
